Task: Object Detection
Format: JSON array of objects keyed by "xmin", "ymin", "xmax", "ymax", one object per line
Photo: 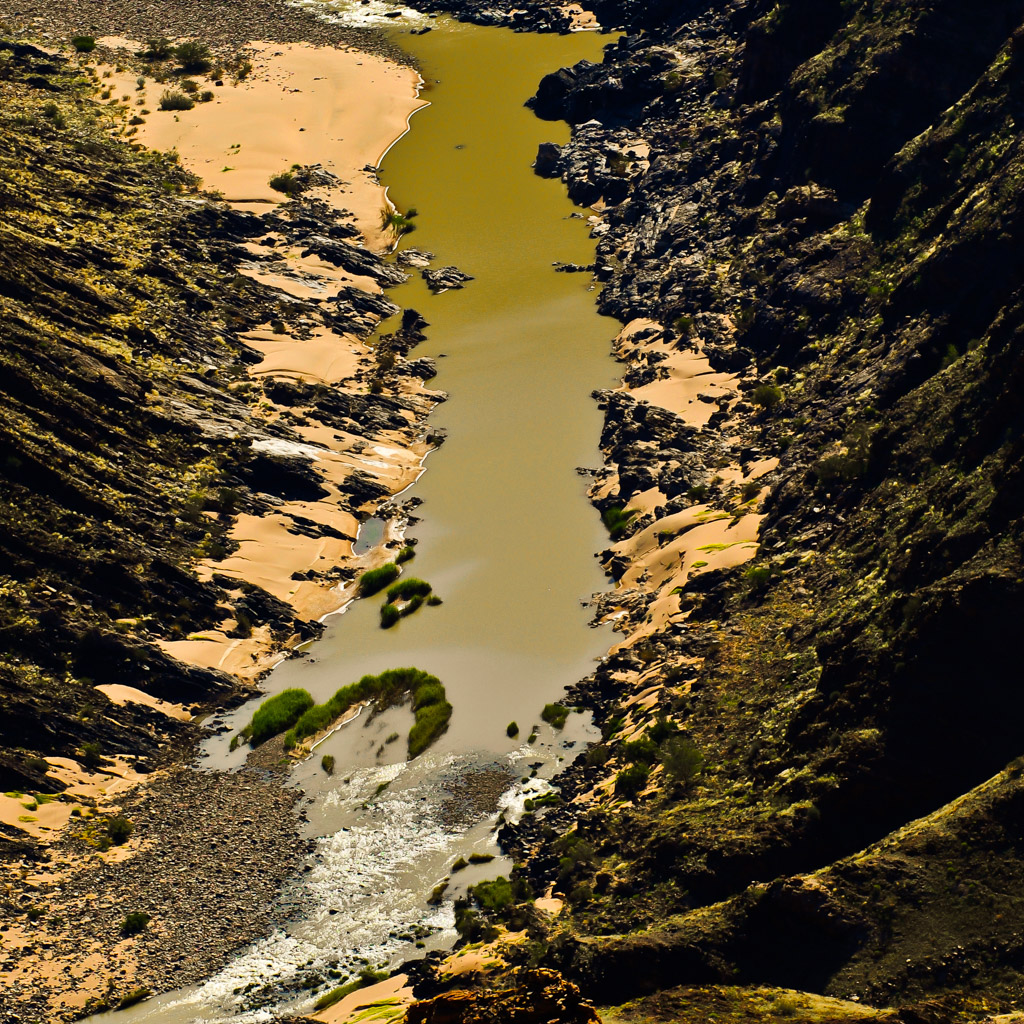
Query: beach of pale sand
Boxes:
[
  {"xmin": 571, "ymin": 317, "xmax": 778, "ymax": 806},
  {"xmin": 0, "ymin": 755, "xmax": 148, "ymax": 841},
  {"xmin": 103, "ymin": 39, "xmax": 426, "ymax": 247},
  {"xmin": 595, "ymin": 317, "xmax": 770, "ymax": 655}
]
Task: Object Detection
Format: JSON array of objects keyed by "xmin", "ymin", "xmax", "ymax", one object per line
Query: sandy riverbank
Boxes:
[
  {"xmin": 82, "ymin": 35, "xmax": 442, "ymax": 683},
  {"xmin": 104, "ymin": 39, "xmax": 426, "ymax": 247}
]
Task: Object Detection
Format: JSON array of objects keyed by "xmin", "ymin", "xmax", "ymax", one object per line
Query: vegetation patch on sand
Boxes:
[
  {"xmin": 282, "ymin": 667, "xmax": 452, "ymax": 759},
  {"xmin": 241, "ymin": 688, "xmax": 314, "ymax": 747},
  {"xmin": 379, "ymin": 577, "xmax": 439, "ymax": 628}
]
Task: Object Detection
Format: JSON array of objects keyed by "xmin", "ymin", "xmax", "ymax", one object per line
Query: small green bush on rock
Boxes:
[
  {"xmin": 269, "ymin": 171, "xmax": 303, "ymax": 197},
  {"xmin": 601, "ymin": 506, "xmax": 637, "ymax": 540},
  {"xmin": 615, "ymin": 764, "xmax": 650, "ymax": 800},
  {"xmin": 541, "ymin": 703, "xmax": 569, "ymax": 730},
  {"xmin": 107, "ymin": 815, "xmax": 133, "ymax": 845},
  {"xmin": 72, "ymin": 35, "xmax": 96, "ymax": 52},
  {"xmin": 121, "ymin": 912, "xmax": 151, "ymax": 936}
]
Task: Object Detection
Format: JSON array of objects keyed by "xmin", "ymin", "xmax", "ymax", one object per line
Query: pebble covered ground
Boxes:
[
  {"xmin": 2, "ymin": 762, "xmax": 310, "ymax": 1021},
  {"xmin": 0, "ymin": 0, "xmax": 412, "ymax": 61}
]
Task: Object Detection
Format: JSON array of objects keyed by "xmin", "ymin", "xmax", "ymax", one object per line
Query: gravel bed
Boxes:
[
  {"xmin": 0, "ymin": 0, "xmax": 412, "ymax": 62},
  {"xmin": 1, "ymin": 762, "xmax": 310, "ymax": 1022}
]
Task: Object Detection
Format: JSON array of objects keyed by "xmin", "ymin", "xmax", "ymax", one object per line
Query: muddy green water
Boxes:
[
  {"xmin": 263, "ymin": 20, "xmax": 619, "ymax": 751},
  {"xmin": 89, "ymin": 17, "xmax": 618, "ymax": 1024}
]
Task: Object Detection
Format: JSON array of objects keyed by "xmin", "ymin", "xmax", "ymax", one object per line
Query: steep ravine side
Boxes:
[{"xmin": 407, "ymin": 2, "xmax": 1024, "ymax": 1021}]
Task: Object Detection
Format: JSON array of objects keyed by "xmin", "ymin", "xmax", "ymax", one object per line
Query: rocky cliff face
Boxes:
[{"xmin": 430, "ymin": 1, "xmax": 1024, "ymax": 1019}]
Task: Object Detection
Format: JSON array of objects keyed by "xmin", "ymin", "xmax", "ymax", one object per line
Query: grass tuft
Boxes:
[
  {"xmin": 246, "ymin": 688, "xmax": 314, "ymax": 747},
  {"xmin": 359, "ymin": 563, "xmax": 400, "ymax": 596}
]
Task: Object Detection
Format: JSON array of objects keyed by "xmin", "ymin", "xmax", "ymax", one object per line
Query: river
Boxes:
[{"xmin": 90, "ymin": 13, "xmax": 618, "ymax": 1023}]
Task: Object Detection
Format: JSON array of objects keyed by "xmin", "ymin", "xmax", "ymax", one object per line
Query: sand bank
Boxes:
[
  {"xmin": 314, "ymin": 973, "xmax": 414, "ymax": 1024},
  {"xmin": 106, "ymin": 40, "xmax": 426, "ymax": 248},
  {"xmin": 92, "ymin": 40, "xmax": 443, "ymax": 683}
]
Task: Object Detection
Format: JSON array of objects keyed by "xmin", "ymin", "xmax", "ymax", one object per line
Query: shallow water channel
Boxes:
[{"xmin": 92, "ymin": 17, "xmax": 619, "ymax": 1024}]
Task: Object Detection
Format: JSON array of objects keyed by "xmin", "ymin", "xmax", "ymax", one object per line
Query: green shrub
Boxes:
[
  {"xmin": 200, "ymin": 90, "xmax": 215, "ymax": 103},
  {"xmin": 121, "ymin": 912, "xmax": 151, "ymax": 936},
  {"xmin": 395, "ymin": 546, "xmax": 416, "ymax": 564},
  {"xmin": 408, "ymin": 699, "xmax": 452, "ymax": 758},
  {"xmin": 80, "ymin": 741, "xmax": 103, "ymax": 768},
  {"xmin": 386, "ymin": 578, "xmax": 432, "ymax": 603},
  {"xmin": 385, "ymin": 210, "xmax": 416, "ymax": 235},
  {"xmin": 468, "ymin": 852, "xmax": 494, "ymax": 864},
  {"xmin": 175, "ymin": 40, "xmax": 212, "ymax": 73},
  {"xmin": 159, "ymin": 90, "xmax": 195, "ymax": 111},
  {"xmin": 380, "ymin": 603, "xmax": 401, "ymax": 629},
  {"xmin": 622, "ymin": 737, "xmax": 660, "ymax": 765},
  {"xmin": 615, "ymin": 764, "xmax": 650, "ymax": 800},
  {"xmin": 41, "ymin": 101, "xmax": 65, "ymax": 127},
  {"xmin": 601, "ymin": 506, "xmax": 637, "ymax": 540},
  {"xmin": 321, "ymin": 754, "xmax": 335, "ymax": 775},
  {"xmin": 269, "ymin": 171, "xmax": 303, "ymax": 197},
  {"xmin": 141, "ymin": 37, "xmax": 174, "ymax": 60},
  {"xmin": 752, "ymin": 383, "xmax": 783, "ymax": 410},
  {"xmin": 649, "ymin": 717, "xmax": 679, "ymax": 744},
  {"xmin": 24, "ymin": 756, "xmax": 49, "ymax": 775},
  {"xmin": 451, "ymin": 856, "xmax": 468, "ymax": 871},
  {"xmin": 470, "ymin": 876, "xmax": 513, "ymax": 912},
  {"xmin": 506, "ymin": 721, "xmax": 519, "ymax": 738},
  {"xmin": 247, "ymin": 688, "xmax": 314, "ymax": 746},
  {"xmin": 117, "ymin": 989, "xmax": 152, "ymax": 1010},
  {"xmin": 524, "ymin": 792, "xmax": 560, "ymax": 811},
  {"xmin": 412, "ymin": 681, "xmax": 445, "ymax": 710},
  {"xmin": 280, "ymin": 669, "xmax": 450, "ymax": 758},
  {"xmin": 401, "ymin": 595, "xmax": 424, "ymax": 617},
  {"xmin": 107, "ymin": 815, "xmax": 133, "ymax": 845},
  {"xmin": 427, "ymin": 595, "xmax": 443, "ymax": 606},
  {"xmin": 662, "ymin": 736, "xmax": 704, "ymax": 789},
  {"xmin": 745, "ymin": 564, "xmax": 773, "ymax": 589},
  {"xmin": 72, "ymin": 35, "xmax": 96, "ymax": 52},
  {"xmin": 541, "ymin": 703, "xmax": 569, "ymax": 730},
  {"xmin": 359, "ymin": 563, "xmax": 400, "ymax": 596}
]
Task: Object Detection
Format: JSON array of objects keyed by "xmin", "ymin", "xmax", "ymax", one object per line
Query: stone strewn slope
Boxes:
[{"xmin": 427, "ymin": 1, "xmax": 1024, "ymax": 1019}]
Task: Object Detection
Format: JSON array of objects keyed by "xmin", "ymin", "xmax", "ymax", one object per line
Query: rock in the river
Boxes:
[{"xmin": 422, "ymin": 265, "xmax": 474, "ymax": 293}]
